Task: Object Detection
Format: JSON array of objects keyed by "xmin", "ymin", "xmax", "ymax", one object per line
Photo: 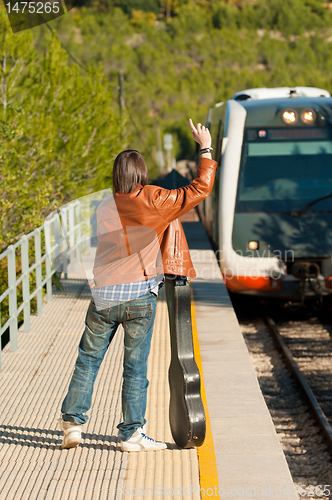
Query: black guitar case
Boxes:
[{"xmin": 165, "ymin": 275, "xmax": 206, "ymax": 448}]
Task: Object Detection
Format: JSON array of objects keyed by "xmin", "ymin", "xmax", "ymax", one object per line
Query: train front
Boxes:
[{"xmin": 219, "ymin": 87, "xmax": 332, "ymax": 302}]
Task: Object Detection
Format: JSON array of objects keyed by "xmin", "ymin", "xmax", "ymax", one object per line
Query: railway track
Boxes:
[
  {"xmin": 235, "ymin": 297, "xmax": 332, "ymax": 498},
  {"xmin": 262, "ymin": 306, "xmax": 332, "ymax": 453}
]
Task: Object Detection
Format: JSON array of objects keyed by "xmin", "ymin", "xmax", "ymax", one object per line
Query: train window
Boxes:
[
  {"xmin": 235, "ymin": 127, "xmax": 332, "ymax": 213},
  {"xmin": 247, "ymin": 141, "xmax": 332, "ymax": 156}
]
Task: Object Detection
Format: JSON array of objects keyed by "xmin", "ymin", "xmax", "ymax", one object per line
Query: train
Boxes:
[{"xmin": 198, "ymin": 86, "xmax": 332, "ymax": 302}]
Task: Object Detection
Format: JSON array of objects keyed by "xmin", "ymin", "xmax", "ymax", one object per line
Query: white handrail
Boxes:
[{"xmin": 0, "ymin": 199, "xmax": 88, "ymax": 372}]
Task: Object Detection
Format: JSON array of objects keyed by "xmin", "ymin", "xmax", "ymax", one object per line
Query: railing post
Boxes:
[
  {"xmin": 8, "ymin": 245, "xmax": 18, "ymax": 351},
  {"xmin": 54, "ymin": 213, "xmax": 60, "ymax": 274},
  {"xmin": 21, "ymin": 236, "xmax": 31, "ymax": 332},
  {"xmin": 61, "ymin": 209, "xmax": 68, "ymax": 279},
  {"xmin": 68, "ymin": 204, "xmax": 75, "ymax": 272},
  {"xmin": 44, "ymin": 222, "xmax": 52, "ymax": 303},
  {"xmin": 76, "ymin": 202, "xmax": 81, "ymax": 262},
  {"xmin": 34, "ymin": 229, "xmax": 43, "ymax": 316},
  {"xmin": 69, "ymin": 203, "xmax": 75, "ymax": 249}
]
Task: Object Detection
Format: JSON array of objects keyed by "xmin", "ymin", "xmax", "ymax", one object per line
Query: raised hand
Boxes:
[{"xmin": 189, "ymin": 118, "xmax": 212, "ymax": 149}]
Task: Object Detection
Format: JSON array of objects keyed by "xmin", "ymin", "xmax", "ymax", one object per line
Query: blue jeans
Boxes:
[{"xmin": 61, "ymin": 292, "xmax": 157, "ymax": 441}]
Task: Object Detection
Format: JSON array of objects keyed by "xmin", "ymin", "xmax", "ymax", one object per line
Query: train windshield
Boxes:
[{"xmin": 236, "ymin": 127, "xmax": 332, "ymax": 213}]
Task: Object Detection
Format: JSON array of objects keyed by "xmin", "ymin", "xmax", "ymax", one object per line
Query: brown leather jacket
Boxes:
[{"xmin": 92, "ymin": 157, "xmax": 217, "ymax": 287}]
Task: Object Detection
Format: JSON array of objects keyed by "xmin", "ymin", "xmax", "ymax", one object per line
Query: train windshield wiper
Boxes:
[{"xmin": 290, "ymin": 192, "xmax": 332, "ymax": 218}]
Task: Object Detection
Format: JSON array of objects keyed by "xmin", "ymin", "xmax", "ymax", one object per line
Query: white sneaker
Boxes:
[
  {"xmin": 121, "ymin": 427, "xmax": 167, "ymax": 452},
  {"xmin": 58, "ymin": 418, "xmax": 82, "ymax": 449}
]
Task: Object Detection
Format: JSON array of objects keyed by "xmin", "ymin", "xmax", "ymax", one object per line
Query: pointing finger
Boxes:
[{"xmin": 189, "ymin": 118, "xmax": 197, "ymax": 134}]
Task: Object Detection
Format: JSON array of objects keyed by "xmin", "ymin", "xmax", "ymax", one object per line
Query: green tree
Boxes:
[{"xmin": 0, "ymin": 5, "xmax": 122, "ymax": 251}]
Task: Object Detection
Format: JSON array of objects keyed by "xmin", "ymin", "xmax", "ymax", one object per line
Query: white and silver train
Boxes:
[{"xmin": 198, "ymin": 87, "xmax": 332, "ymax": 301}]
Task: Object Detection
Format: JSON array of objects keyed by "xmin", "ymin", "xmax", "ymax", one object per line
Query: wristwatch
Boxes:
[{"xmin": 200, "ymin": 147, "xmax": 213, "ymax": 154}]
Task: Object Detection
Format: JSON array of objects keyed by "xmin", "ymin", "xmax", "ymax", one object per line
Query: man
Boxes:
[{"xmin": 59, "ymin": 119, "xmax": 217, "ymax": 451}]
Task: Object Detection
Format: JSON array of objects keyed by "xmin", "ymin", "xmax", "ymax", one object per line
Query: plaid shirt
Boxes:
[{"xmin": 92, "ymin": 277, "xmax": 163, "ymax": 310}]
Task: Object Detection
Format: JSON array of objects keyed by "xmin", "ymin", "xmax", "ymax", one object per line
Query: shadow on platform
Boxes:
[{"xmin": 0, "ymin": 424, "xmax": 119, "ymax": 451}]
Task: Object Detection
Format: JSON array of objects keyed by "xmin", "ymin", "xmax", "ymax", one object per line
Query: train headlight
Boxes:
[
  {"xmin": 282, "ymin": 109, "xmax": 297, "ymax": 124},
  {"xmin": 300, "ymin": 108, "xmax": 316, "ymax": 124},
  {"xmin": 248, "ymin": 240, "xmax": 259, "ymax": 251}
]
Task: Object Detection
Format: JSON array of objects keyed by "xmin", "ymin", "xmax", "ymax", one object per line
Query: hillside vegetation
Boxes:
[
  {"xmin": 0, "ymin": 7, "xmax": 123, "ymax": 251},
  {"xmin": 33, "ymin": 0, "xmax": 332, "ymax": 164}
]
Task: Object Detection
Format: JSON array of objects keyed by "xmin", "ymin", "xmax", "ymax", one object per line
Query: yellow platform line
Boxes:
[{"xmin": 191, "ymin": 285, "xmax": 221, "ymax": 500}]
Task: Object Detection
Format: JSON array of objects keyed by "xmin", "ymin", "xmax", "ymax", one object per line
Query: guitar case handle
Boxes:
[{"xmin": 165, "ymin": 274, "xmax": 206, "ymax": 448}]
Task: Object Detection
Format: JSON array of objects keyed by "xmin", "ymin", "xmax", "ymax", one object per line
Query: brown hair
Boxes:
[{"xmin": 112, "ymin": 150, "xmax": 148, "ymax": 194}]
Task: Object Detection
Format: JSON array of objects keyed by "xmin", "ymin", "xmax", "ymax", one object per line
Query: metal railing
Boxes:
[{"xmin": 0, "ymin": 200, "xmax": 85, "ymax": 372}]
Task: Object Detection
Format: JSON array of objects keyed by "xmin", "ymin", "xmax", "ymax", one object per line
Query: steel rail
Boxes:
[{"xmin": 261, "ymin": 304, "xmax": 332, "ymax": 453}]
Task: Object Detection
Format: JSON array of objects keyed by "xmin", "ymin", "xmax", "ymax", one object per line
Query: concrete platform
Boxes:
[{"xmin": 0, "ymin": 218, "xmax": 297, "ymax": 500}]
